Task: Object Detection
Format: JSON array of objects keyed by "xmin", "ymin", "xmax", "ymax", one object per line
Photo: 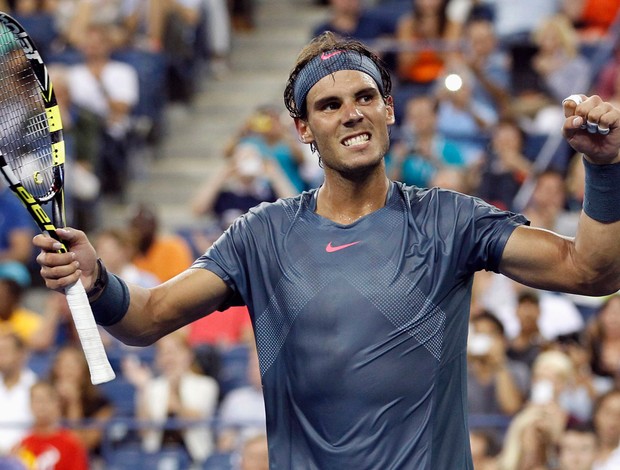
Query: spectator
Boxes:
[
  {"xmin": 585, "ymin": 296, "xmax": 620, "ymax": 389},
  {"xmin": 457, "ymin": 16, "xmax": 512, "ymax": 120},
  {"xmin": 66, "ymin": 23, "xmax": 139, "ymax": 196},
  {"xmin": 593, "ymin": 46, "xmax": 620, "ymax": 103},
  {"xmin": 561, "ymin": 0, "xmax": 620, "ymax": 43},
  {"xmin": 184, "ymin": 305, "xmax": 253, "ymax": 383},
  {"xmin": 469, "ymin": 429, "xmax": 498, "ymax": 470},
  {"xmin": 557, "ymin": 421, "xmax": 599, "ymax": 470},
  {"xmin": 393, "ymin": 0, "xmax": 459, "ymax": 95},
  {"xmin": 46, "ymin": 64, "xmax": 102, "ymax": 234},
  {"xmin": 467, "ymin": 311, "xmax": 528, "ymax": 446},
  {"xmin": 47, "ymin": 0, "xmax": 96, "ymax": 53},
  {"xmin": 236, "ymin": 433, "xmax": 269, "ymax": 470},
  {"xmin": 535, "ymin": 349, "xmax": 594, "ymax": 423},
  {"xmin": 237, "ymin": 105, "xmax": 308, "ymax": 193},
  {"xmin": 94, "ymin": 227, "xmax": 161, "ymax": 288},
  {"xmin": 592, "ymin": 388, "xmax": 620, "ymax": 469},
  {"xmin": 387, "ymin": 94, "xmax": 466, "ymax": 188},
  {"xmin": 186, "ymin": 305, "xmax": 253, "ymax": 349},
  {"xmin": 0, "ymin": 333, "xmax": 37, "ymax": 455},
  {"xmin": 496, "ymin": 351, "xmax": 576, "ymax": 470},
  {"xmin": 160, "ymin": 0, "xmax": 205, "ymax": 104},
  {"xmin": 12, "ymin": 380, "xmax": 89, "ymax": 470},
  {"xmin": 553, "ymin": 334, "xmax": 599, "ymax": 422},
  {"xmin": 48, "ymin": 346, "xmax": 114, "ymax": 456},
  {"xmin": 512, "ymin": 14, "xmax": 590, "ymax": 135},
  {"xmin": 29, "ymin": 292, "xmax": 81, "ymax": 352},
  {"xmin": 122, "ymin": 331, "xmax": 219, "ymax": 465},
  {"xmin": 530, "ymin": 14, "xmax": 591, "ymax": 102},
  {"xmin": 0, "ymin": 262, "xmax": 42, "ymax": 347},
  {"xmin": 522, "ymin": 170, "xmax": 577, "ymax": 235},
  {"xmin": 428, "ymin": 166, "xmax": 470, "ymax": 193},
  {"xmin": 217, "ymin": 345, "xmax": 266, "ymax": 452},
  {"xmin": 200, "ymin": 0, "xmax": 232, "ymax": 79},
  {"xmin": 506, "ymin": 289, "xmax": 548, "ymax": 368},
  {"xmin": 311, "ymin": 0, "xmax": 395, "ymax": 44},
  {"xmin": 472, "ymin": 272, "xmax": 585, "ymax": 342},
  {"xmin": 127, "ymin": 203, "xmax": 194, "ymax": 282},
  {"xmin": 482, "ymin": 0, "xmax": 559, "ymax": 44},
  {"xmin": 474, "ymin": 119, "xmax": 533, "ymax": 211},
  {"xmin": 0, "ymin": 180, "xmax": 36, "ymax": 265},
  {"xmin": 435, "ymin": 67, "xmax": 496, "ymax": 164},
  {"xmin": 12, "ymin": 0, "xmax": 60, "ymax": 61},
  {"xmin": 191, "ymin": 141, "xmax": 297, "ymax": 230}
]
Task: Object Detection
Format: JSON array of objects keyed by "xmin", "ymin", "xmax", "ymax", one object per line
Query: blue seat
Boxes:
[
  {"xmin": 98, "ymin": 378, "xmax": 137, "ymax": 417},
  {"xmin": 218, "ymin": 345, "xmax": 250, "ymax": 397},
  {"xmin": 104, "ymin": 446, "xmax": 191, "ymax": 470},
  {"xmin": 27, "ymin": 350, "xmax": 54, "ymax": 377},
  {"xmin": 202, "ymin": 452, "xmax": 234, "ymax": 470}
]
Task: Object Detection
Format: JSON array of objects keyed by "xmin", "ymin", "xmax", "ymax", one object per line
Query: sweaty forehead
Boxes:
[{"xmin": 306, "ymin": 70, "xmax": 379, "ymax": 104}]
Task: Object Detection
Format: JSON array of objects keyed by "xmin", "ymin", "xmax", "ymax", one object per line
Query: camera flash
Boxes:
[{"xmin": 444, "ymin": 73, "xmax": 463, "ymax": 92}]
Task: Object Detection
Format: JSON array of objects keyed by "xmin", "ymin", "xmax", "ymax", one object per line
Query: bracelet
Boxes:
[
  {"xmin": 87, "ymin": 258, "xmax": 108, "ymax": 302},
  {"xmin": 583, "ymin": 157, "xmax": 620, "ymax": 223}
]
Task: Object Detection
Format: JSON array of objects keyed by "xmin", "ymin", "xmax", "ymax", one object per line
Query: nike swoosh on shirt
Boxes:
[{"xmin": 325, "ymin": 241, "xmax": 361, "ymax": 253}]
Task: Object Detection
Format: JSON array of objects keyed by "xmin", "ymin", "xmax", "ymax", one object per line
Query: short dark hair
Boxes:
[
  {"xmin": 517, "ymin": 289, "xmax": 539, "ymax": 305},
  {"xmin": 472, "ymin": 309, "xmax": 505, "ymax": 336},
  {"xmin": 283, "ymin": 31, "xmax": 392, "ymax": 120}
]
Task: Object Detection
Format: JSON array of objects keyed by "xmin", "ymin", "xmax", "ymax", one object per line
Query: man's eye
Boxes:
[{"xmin": 322, "ymin": 102, "xmax": 339, "ymax": 111}]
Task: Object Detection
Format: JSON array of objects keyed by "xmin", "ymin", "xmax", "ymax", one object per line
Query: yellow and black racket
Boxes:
[{"xmin": 0, "ymin": 12, "xmax": 115, "ymax": 384}]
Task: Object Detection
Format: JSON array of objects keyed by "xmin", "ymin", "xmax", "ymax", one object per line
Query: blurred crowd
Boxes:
[{"xmin": 2, "ymin": 0, "xmax": 620, "ymax": 468}]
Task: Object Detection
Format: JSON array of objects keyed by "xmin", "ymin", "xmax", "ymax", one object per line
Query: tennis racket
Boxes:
[{"xmin": 0, "ymin": 13, "xmax": 115, "ymax": 384}]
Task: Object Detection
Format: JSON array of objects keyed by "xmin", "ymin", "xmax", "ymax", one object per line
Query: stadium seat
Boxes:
[
  {"xmin": 217, "ymin": 345, "xmax": 250, "ymax": 397},
  {"xmin": 98, "ymin": 377, "xmax": 137, "ymax": 417},
  {"xmin": 202, "ymin": 451, "xmax": 234, "ymax": 470},
  {"xmin": 27, "ymin": 350, "xmax": 55, "ymax": 377},
  {"xmin": 104, "ymin": 445, "xmax": 191, "ymax": 470}
]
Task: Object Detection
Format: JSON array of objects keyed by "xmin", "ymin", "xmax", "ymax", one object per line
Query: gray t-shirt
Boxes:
[{"xmin": 194, "ymin": 181, "xmax": 528, "ymax": 469}]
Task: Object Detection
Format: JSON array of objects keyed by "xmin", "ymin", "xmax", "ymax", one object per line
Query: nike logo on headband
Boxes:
[{"xmin": 321, "ymin": 50, "xmax": 343, "ymax": 61}]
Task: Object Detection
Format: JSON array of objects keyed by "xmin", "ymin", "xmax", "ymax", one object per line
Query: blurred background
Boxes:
[{"xmin": 2, "ymin": 0, "xmax": 620, "ymax": 468}]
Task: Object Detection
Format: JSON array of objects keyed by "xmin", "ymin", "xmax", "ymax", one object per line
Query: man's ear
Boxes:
[
  {"xmin": 385, "ymin": 96, "xmax": 396, "ymax": 126},
  {"xmin": 294, "ymin": 117, "xmax": 314, "ymax": 144}
]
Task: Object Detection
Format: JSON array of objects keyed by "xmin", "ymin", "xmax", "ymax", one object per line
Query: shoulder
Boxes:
[
  {"xmin": 396, "ymin": 182, "xmax": 526, "ymax": 224},
  {"xmin": 397, "ymin": 182, "xmax": 469, "ymax": 206},
  {"xmin": 236, "ymin": 191, "xmax": 311, "ymax": 227}
]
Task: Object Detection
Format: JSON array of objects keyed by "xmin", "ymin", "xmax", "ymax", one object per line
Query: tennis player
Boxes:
[{"xmin": 34, "ymin": 32, "xmax": 620, "ymax": 469}]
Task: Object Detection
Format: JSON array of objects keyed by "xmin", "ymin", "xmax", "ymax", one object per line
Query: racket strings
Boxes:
[{"xmin": 0, "ymin": 24, "xmax": 55, "ymax": 200}]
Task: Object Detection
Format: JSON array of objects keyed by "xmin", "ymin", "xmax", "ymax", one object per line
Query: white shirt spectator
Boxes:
[{"xmin": 0, "ymin": 368, "xmax": 36, "ymax": 454}]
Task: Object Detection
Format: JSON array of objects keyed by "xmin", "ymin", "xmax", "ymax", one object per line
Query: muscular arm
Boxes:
[
  {"xmin": 106, "ymin": 268, "xmax": 231, "ymax": 346},
  {"xmin": 500, "ymin": 218, "xmax": 620, "ymax": 296},
  {"xmin": 34, "ymin": 228, "xmax": 233, "ymax": 347},
  {"xmin": 500, "ymin": 95, "xmax": 620, "ymax": 296}
]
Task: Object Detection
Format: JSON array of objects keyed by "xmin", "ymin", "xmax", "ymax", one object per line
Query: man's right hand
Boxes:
[{"xmin": 33, "ymin": 228, "xmax": 98, "ymax": 293}]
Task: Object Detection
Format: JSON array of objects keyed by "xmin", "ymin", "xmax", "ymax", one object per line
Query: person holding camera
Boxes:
[{"xmin": 467, "ymin": 310, "xmax": 529, "ymax": 443}]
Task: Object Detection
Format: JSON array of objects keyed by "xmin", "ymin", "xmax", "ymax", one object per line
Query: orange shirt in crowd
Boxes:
[{"xmin": 133, "ymin": 236, "xmax": 194, "ymax": 282}]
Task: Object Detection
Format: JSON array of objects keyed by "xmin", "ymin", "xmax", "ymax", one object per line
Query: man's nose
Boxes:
[{"xmin": 342, "ymin": 102, "xmax": 363, "ymax": 125}]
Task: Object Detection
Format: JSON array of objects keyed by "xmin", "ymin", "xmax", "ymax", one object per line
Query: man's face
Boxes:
[
  {"xmin": 296, "ymin": 70, "xmax": 394, "ymax": 176},
  {"xmin": 557, "ymin": 430, "xmax": 597, "ymax": 470},
  {"xmin": 595, "ymin": 393, "xmax": 620, "ymax": 447},
  {"xmin": 0, "ymin": 334, "xmax": 23, "ymax": 375}
]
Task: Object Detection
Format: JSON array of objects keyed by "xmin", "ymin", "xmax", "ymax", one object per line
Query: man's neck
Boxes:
[{"xmin": 316, "ymin": 171, "xmax": 390, "ymax": 225}]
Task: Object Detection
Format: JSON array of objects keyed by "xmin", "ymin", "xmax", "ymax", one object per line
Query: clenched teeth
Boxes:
[{"xmin": 343, "ymin": 133, "xmax": 369, "ymax": 147}]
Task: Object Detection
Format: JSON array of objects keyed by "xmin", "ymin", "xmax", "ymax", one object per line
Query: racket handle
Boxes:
[{"xmin": 65, "ymin": 279, "xmax": 116, "ymax": 384}]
